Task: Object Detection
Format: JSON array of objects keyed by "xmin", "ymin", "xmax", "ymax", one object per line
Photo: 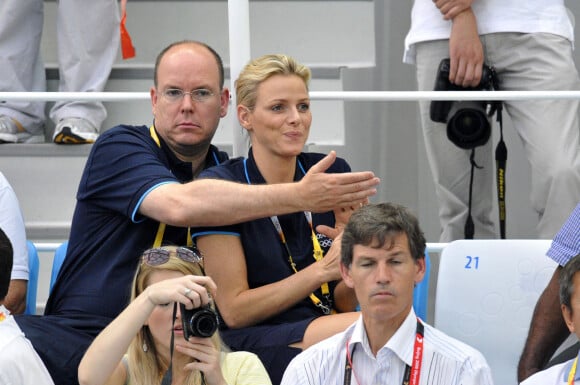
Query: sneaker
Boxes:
[
  {"xmin": 53, "ymin": 118, "xmax": 99, "ymax": 144},
  {"xmin": 0, "ymin": 115, "xmax": 44, "ymax": 144}
]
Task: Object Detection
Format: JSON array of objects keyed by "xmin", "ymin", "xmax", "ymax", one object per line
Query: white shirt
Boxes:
[
  {"xmin": 281, "ymin": 309, "xmax": 494, "ymax": 385},
  {"xmin": 0, "ymin": 172, "xmax": 28, "ymax": 281},
  {"xmin": 403, "ymin": 0, "xmax": 575, "ymax": 64},
  {"xmin": 520, "ymin": 354, "xmax": 580, "ymax": 385},
  {"xmin": 0, "ymin": 305, "xmax": 54, "ymax": 385}
]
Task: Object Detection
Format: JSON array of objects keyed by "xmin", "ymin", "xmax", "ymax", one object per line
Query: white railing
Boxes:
[
  {"xmin": 32, "ymin": 241, "xmax": 449, "ymax": 254},
  {"xmin": 3, "ymin": 90, "xmax": 580, "ymax": 102}
]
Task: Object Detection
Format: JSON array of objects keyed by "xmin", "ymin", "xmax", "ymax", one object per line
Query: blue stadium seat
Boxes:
[
  {"xmin": 25, "ymin": 241, "xmax": 39, "ymax": 315},
  {"xmin": 413, "ymin": 250, "xmax": 431, "ymax": 321},
  {"xmin": 50, "ymin": 241, "xmax": 68, "ymax": 293}
]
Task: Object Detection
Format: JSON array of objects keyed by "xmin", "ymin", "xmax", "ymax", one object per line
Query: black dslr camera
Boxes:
[
  {"xmin": 180, "ymin": 303, "xmax": 219, "ymax": 339},
  {"xmin": 430, "ymin": 58, "xmax": 498, "ymax": 149}
]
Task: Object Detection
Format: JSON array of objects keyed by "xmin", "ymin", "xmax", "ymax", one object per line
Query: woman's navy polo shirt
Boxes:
[{"xmin": 192, "ymin": 148, "xmax": 351, "ymax": 327}]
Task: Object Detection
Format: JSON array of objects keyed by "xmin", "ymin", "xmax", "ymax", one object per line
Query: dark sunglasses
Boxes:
[{"xmin": 141, "ymin": 246, "xmax": 202, "ymax": 266}]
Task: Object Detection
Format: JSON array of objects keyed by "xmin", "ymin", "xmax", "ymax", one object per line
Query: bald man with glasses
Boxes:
[{"xmin": 15, "ymin": 40, "xmax": 379, "ymax": 385}]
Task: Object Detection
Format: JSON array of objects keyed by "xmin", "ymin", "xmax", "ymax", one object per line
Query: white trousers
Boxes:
[
  {"xmin": 414, "ymin": 32, "xmax": 580, "ymax": 241},
  {"xmin": 0, "ymin": 0, "xmax": 120, "ymax": 134}
]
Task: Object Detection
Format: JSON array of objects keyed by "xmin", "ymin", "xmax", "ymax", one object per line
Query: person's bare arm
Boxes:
[
  {"xmin": 434, "ymin": 0, "xmax": 473, "ymax": 20},
  {"xmin": 3, "ymin": 279, "xmax": 26, "ymax": 314},
  {"xmin": 518, "ymin": 266, "xmax": 570, "ymax": 382},
  {"xmin": 140, "ymin": 151, "xmax": 379, "ymax": 227},
  {"xmin": 79, "ymin": 275, "xmax": 215, "ymax": 385},
  {"xmin": 332, "ymin": 281, "xmax": 358, "ymax": 313},
  {"xmin": 316, "ymin": 208, "xmax": 359, "ymax": 312},
  {"xmin": 448, "ymin": 8, "xmax": 484, "ymax": 87},
  {"xmin": 198, "ymin": 234, "xmax": 344, "ymax": 329}
]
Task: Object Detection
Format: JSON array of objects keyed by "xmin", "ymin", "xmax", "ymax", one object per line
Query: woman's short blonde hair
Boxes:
[{"xmin": 235, "ymin": 54, "xmax": 311, "ymax": 110}]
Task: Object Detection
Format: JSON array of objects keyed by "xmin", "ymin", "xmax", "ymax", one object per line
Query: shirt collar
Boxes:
[
  {"xmin": 348, "ymin": 308, "xmax": 416, "ymax": 366},
  {"xmin": 563, "ymin": 350, "xmax": 580, "ymax": 382},
  {"xmin": 386, "ymin": 308, "xmax": 417, "ymax": 366},
  {"xmin": 0, "ymin": 304, "xmax": 10, "ymax": 323},
  {"xmin": 150, "ymin": 125, "xmax": 223, "ymax": 181},
  {"xmin": 245, "ymin": 147, "xmax": 305, "ymax": 185}
]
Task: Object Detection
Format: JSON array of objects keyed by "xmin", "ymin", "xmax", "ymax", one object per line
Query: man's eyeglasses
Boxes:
[
  {"xmin": 141, "ymin": 246, "xmax": 202, "ymax": 266},
  {"xmin": 161, "ymin": 88, "xmax": 215, "ymax": 103}
]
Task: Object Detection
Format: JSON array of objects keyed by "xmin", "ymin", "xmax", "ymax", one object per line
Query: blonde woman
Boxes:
[
  {"xmin": 192, "ymin": 54, "xmax": 361, "ymax": 384},
  {"xmin": 78, "ymin": 246, "xmax": 271, "ymax": 385}
]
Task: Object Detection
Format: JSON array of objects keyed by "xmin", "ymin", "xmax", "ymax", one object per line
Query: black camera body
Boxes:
[
  {"xmin": 430, "ymin": 58, "xmax": 497, "ymax": 149},
  {"xmin": 180, "ymin": 303, "xmax": 219, "ymax": 339}
]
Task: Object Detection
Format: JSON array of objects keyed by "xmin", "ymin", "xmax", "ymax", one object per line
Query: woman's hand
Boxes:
[
  {"xmin": 316, "ymin": 230, "xmax": 344, "ymax": 282},
  {"xmin": 143, "ymin": 275, "xmax": 217, "ymax": 310},
  {"xmin": 175, "ymin": 336, "xmax": 226, "ymax": 385},
  {"xmin": 316, "ymin": 201, "xmax": 363, "ymax": 239},
  {"xmin": 314, "ymin": 202, "xmax": 363, "ymax": 283}
]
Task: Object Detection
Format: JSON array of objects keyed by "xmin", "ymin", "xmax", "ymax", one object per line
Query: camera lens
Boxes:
[
  {"xmin": 446, "ymin": 102, "xmax": 491, "ymax": 149},
  {"xmin": 187, "ymin": 308, "xmax": 218, "ymax": 338},
  {"xmin": 180, "ymin": 303, "xmax": 219, "ymax": 339}
]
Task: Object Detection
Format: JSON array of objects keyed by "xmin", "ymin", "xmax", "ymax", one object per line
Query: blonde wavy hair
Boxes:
[
  {"xmin": 235, "ymin": 53, "xmax": 311, "ymax": 110},
  {"xmin": 127, "ymin": 246, "xmax": 223, "ymax": 385}
]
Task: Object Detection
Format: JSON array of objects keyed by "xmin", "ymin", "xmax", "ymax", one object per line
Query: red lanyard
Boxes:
[{"xmin": 344, "ymin": 319, "xmax": 424, "ymax": 385}]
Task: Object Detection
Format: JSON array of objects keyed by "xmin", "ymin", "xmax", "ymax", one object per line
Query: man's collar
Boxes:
[
  {"xmin": 387, "ymin": 308, "xmax": 417, "ymax": 366},
  {"xmin": 563, "ymin": 350, "xmax": 580, "ymax": 382},
  {"xmin": 352, "ymin": 308, "xmax": 416, "ymax": 364},
  {"xmin": 0, "ymin": 304, "xmax": 10, "ymax": 322},
  {"xmin": 149, "ymin": 125, "xmax": 224, "ymax": 180}
]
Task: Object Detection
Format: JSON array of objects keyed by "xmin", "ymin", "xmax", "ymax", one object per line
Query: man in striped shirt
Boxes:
[
  {"xmin": 521, "ymin": 252, "xmax": 580, "ymax": 385},
  {"xmin": 281, "ymin": 202, "xmax": 494, "ymax": 385},
  {"xmin": 519, "ymin": 203, "xmax": 580, "ymax": 381}
]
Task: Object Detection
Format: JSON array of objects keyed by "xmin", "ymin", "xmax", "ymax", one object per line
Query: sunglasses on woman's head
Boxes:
[{"xmin": 141, "ymin": 246, "xmax": 202, "ymax": 266}]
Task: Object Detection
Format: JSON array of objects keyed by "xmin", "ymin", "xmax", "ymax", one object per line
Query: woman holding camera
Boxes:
[{"xmin": 78, "ymin": 246, "xmax": 271, "ymax": 385}]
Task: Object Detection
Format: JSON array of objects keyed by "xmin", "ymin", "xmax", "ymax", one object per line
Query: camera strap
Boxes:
[
  {"xmin": 462, "ymin": 63, "xmax": 507, "ymax": 240},
  {"xmin": 494, "ymin": 103, "xmax": 507, "ymax": 239},
  {"xmin": 161, "ymin": 303, "xmax": 177, "ymax": 385},
  {"xmin": 463, "ymin": 103, "xmax": 507, "ymax": 240},
  {"xmin": 489, "ymin": 69, "xmax": 507, "ymax": 239},
  {"xmin": 465, "ymin": 150, "xmax": 482, "ymax": 239}
]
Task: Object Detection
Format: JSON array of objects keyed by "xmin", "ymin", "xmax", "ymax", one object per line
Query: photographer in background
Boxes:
[
  {"xmin": 78, "ymin": 246, "xmax": 272, "ymax": 385},
  {"xmin": 403, "ymin": 0, "xmax": 580, "ymax": 242}
]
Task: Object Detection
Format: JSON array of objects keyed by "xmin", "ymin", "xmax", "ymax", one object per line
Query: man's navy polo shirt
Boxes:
[
  {"xmin": 193, "ymin": 148, "xmax": 351, "ymax": 327},
  {"xmin": 45, "ymin": 124, "xmax": 228, "ymax": 324}
]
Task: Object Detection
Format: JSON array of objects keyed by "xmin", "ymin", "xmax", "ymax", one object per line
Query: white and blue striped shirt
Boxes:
[
  {"xmin": 547, "ymin": 203, "xmax": 580, "ymax": 266},
  {"xmin": 520, "ymin": 349, "xmax": 580, "ymax": 385},
  {"xmin": 281, "ymin": 309, "xmax": 494, "ymax": 385}
]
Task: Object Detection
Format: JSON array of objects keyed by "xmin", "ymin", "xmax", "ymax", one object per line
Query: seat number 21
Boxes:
[{"xmin": 464, "ymin": 256, "xmax": 480, "ymax": 269}]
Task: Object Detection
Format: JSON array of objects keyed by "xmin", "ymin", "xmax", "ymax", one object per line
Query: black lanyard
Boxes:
[{"xmin": 344, "ymin": 319, "xmax": 424, "ymax": 385}]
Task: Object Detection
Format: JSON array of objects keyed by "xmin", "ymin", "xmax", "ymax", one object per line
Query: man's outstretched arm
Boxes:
[{"xmin": 141, "ymin": 151, "xmax": 380, "ymax": 227}]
